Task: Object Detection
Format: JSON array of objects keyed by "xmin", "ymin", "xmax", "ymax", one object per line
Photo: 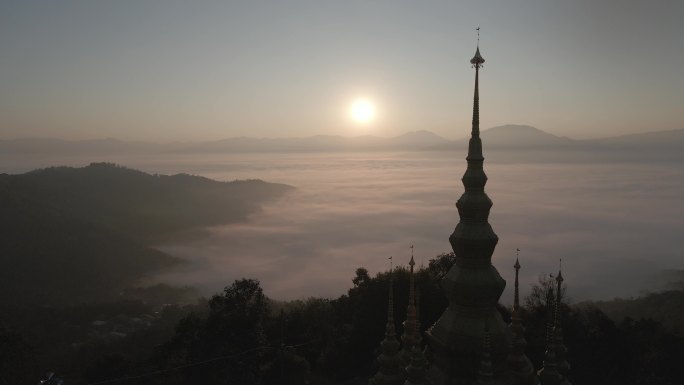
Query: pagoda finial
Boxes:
[
  {"xmin": 468, "ymin": 29, "xmax": 485, "ymax": 154},
  {"xmin": 409, "ymin": 245, "xmax": 415, "ymax": 271},
  {"xmin": 471, "ymin": 27, "xmax": 485, "ymax": 69}
]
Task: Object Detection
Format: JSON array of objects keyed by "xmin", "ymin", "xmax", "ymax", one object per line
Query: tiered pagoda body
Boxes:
[
  {"xmin": 424, "ymin": 41, "xmax": 511, "ymax": 385},
  {"xmin": 370, "ymin": 37, "xmax": 570, "ymax": 385}
]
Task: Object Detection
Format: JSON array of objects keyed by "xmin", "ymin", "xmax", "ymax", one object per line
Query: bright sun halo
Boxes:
[{"xmin": 349, "ymin": 98, "xmax": 376, "ymax": 124}]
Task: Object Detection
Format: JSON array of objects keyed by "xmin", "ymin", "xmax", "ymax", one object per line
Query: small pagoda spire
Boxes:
[
  {"xmin": 409, "ymin": 245, "xmax": 416, "ymax": 308},
  {"xmin": 514, "ymin": 249, "xmax": 521, "ymax": 310},
  {"xmin": 553, "ymin": 260, "xmax": 571, "ymax": 384},
  {"xmin": 370, "ymin": 259, "xmax": 405, "ymax": 385},
  {"xmin": 415, "ymin": 285, "xmax": 421, "ymax": 338},
  {"xmin": 401, "ymin": 246, "xmax": 420, "ymax": 365},
  {"xmin": 538, "ymin": 261, "xmax": 567, "ymax": 385},
  {"xmin": 477, "ymin": 324, "xmax": 495, "ymax": 385},
  {"xmin": 404, "ymin": 345, "xmax": 429, "ymax": 385},
  {"xmin": 507, "ymin": 251, "xmax": 539, "ymax": 385},
  {"xmin": 545, "ymin": 275, "xmax": 555, "ymax": 348},
  {"xmin": 537, "ymin": 323, "xmax": 561, "ymax": 385},
  {"xmin": 404, "ymin": 255, "xmax": 428, "ymax": 385}
]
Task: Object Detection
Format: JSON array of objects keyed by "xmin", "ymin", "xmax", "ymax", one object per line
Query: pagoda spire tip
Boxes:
[{"xmin": 471, "ymin": 27, "xmax": 485, "ymax": 68}]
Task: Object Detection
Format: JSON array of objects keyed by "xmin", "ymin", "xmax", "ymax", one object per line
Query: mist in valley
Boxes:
[
  {"xmin": 3, "ymin": 142, "xmax": 682, "ymax": 303},
  {"xmin": 146, "ymin": 152, "xmax": 684, "ymax": 302}
]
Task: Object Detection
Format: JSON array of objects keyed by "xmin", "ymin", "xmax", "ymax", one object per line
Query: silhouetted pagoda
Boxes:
[
  {"xmin": 370, "ymin": 264, "xmax": 405, "ymax": 385},
  {"xmin": 370, "ymin": 34, "xmax": 571, "ymax": 385},
  {"xmin": 425, "ymin": 35, "xmax": 511, "ymax": 385}
]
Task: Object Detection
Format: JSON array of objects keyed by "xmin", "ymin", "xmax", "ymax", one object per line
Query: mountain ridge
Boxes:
[
  {"xmin": 0, "ymin": 163, "xmax": 294, "ymax": 305},
  {"xmin": 2, "ymin": 126, "xmax": 682, "ymax": 156}
]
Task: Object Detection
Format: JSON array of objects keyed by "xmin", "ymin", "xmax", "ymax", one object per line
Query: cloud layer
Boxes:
[{"xmin": 139, "ymin": 152, "xmax": 684, "ymax": 302}]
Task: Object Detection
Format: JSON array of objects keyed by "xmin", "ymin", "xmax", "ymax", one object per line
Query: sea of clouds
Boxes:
[
  {"xmin": 3, "ymin": 151, "xmax": 683, "ymax": 302},
  {"xmin": 142, "ymin": 151, "xmax": 683, "ymax": 303}
]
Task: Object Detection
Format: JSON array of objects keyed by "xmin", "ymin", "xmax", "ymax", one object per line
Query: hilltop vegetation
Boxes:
[
  {"xmin": 0, "ymin": 163, "xmax": 293, "ymax": 305},
  {"xmin": 2, "ymin": 253, "xmax": 681, "ymax": 385},
  {"xmin": 584, "ymin": 289, "xmax": 684, "ymax": 335}
]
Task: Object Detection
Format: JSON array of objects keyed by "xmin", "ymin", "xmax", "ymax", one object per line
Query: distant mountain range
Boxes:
[{"xmin": 2, "ymin": 125, "xmax": 683, "ymax": 161}]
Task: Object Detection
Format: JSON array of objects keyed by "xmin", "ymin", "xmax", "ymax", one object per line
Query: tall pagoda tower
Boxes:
[{"xmin": 426, "ymin": 31, "xmax": 512, "ymax": 384}]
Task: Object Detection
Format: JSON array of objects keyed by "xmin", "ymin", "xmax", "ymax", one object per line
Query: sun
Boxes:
[{"xmin": 349, "ymin": 98, "xmax": 376, "ymax": 124}]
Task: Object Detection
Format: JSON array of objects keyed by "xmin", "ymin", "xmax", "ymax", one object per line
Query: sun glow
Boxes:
[{"xmin": 349, "ymin": 98, "xmax": 376, "ymax": 124}]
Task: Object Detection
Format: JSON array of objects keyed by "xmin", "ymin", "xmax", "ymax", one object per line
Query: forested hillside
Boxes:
[
  {"xmin": 586, "ymin": 289, "xmax": 684, "ymax": 334},
  {"xmin": 0, "ymin": 163, "xmax": 294, "ymax": 305},
  {"xmin": 2, "ymin": 253, "xmax": 682, "ymax": 385}
]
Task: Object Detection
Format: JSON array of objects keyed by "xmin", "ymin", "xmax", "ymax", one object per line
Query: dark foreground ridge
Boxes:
[{"xmin": 0, "ymin": 163, "xmax": 294, "ymax": 305}]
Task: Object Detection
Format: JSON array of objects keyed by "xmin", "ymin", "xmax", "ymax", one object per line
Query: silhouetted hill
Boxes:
[
  {"xmin": 0, "ymin": 162, "xmax": 294, "ymax": 239},
  {"xmin": 429, "ymin": 125, "xmax": 684, "ymax": 162},
  {"xmin": 482, "ymin": 125, "xmax": 576, "ymax": 146},
  {"xmin": 388, "ymin": 130, "xmax": 450, "ymax": 146},
  {"xmin": 469, "ymin": 124, "xmax": 576, "ymax": 148},
  {"xmin": 585, "ymin": 128, "xmax": 684, "ymax": 151},
  {"xmin": 428, "ymin": 124, "xmax": 577, "ymax": 151},
  {"xmin": 428, "ymin": 124, "xmax": 590, "ymax": 163},
  {"xmin": 579, "ymin": 128, "xmax": 684, "ymax": 162},
  {"xmin": 582, "ymin": 289, "xmax": 684, "ymax": 334},
  {"xmin": 0, "ymin": 163, "xmax": 294, "ymax": 305},
  {"xmin": 0, "ymin": 137, "xmax": 165, "ymax": 154},
  {"xmin": 0, "ymin": 191, "xmax": 176, "ymax": 305}
]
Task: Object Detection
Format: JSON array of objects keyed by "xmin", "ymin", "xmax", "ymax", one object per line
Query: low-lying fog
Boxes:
[{"xmin": 4, "ymin": 151, "xmax": 683, "ymax": 302}]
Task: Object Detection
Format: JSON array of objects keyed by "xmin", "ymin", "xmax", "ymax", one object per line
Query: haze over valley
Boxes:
[
  {"xmin": 2, "ymin": 125, "xmax": 682, "ymax": 303},
  {"xmin": 4, "ymin": 124, "xmax": 684, "ymax": 162}
]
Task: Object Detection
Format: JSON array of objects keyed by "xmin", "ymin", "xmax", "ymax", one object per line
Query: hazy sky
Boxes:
[{"xmin": 1, "ymin": 0, "xmax": 683, "ymax": 141}]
